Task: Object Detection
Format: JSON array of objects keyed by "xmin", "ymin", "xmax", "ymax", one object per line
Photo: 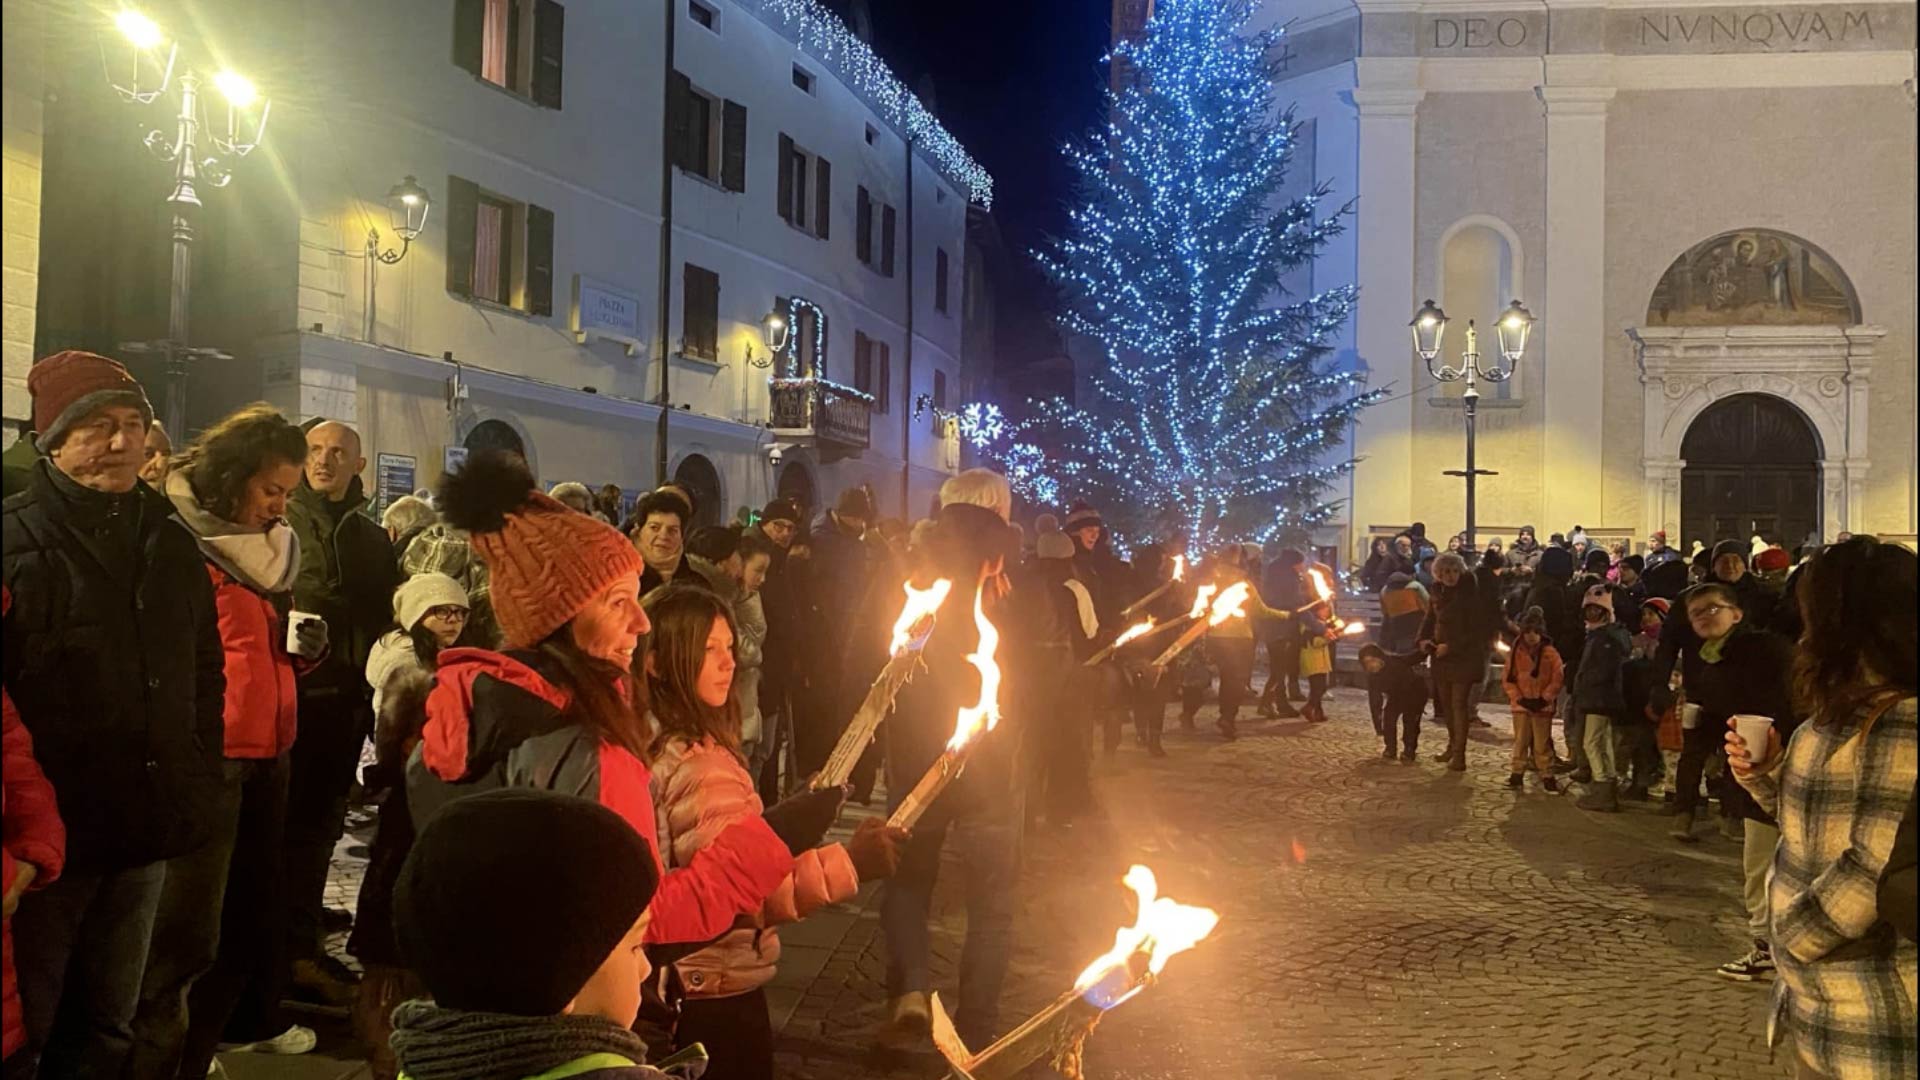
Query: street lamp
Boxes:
[
  {"xmin": 761, "ymin": 308, "xmax": 790, "ymax": 353},
  {"xmin": 102, "ymin": 7, "xmax": 270, "ymax": 437},
  {"xmin": 1410, "ymin": 298, "xmax": 1535, "ymax": 549},
  {"xmin": 365, "ymin": 176, "xmax": 433, "ymax": 341}
]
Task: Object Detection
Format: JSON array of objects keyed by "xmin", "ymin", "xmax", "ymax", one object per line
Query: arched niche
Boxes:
[{"xmin": 1435, "ymin": 215, "xmax": 1526, "ymax": 400}]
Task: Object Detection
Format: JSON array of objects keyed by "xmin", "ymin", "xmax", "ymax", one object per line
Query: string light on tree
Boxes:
[{"xmin": 958, "ymin": 0, "xmax": 1380, "ymax": 550}]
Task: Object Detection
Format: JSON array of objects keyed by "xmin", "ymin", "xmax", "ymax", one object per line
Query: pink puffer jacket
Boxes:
[{"xmin": 651, "ymin": 736, "xmax": 859, "ymax": 999}]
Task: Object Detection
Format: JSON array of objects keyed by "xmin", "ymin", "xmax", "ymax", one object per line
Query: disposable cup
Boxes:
[
  {"xmin": 1732, "ymin": 714, "xmax": 1774, "ymax": 757},
  {"xmin": 287, "ymin": 611, "xmax": 324, "ymax": 658},
  {"xmin": 1680, "ymin": 702, "xmax": 1702, "ymax": 730}
]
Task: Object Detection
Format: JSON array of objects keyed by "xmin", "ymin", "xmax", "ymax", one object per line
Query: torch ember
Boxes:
[{"xmin": 1073, "ymin": 865, "xmax": 1221, "ymax": 1009}]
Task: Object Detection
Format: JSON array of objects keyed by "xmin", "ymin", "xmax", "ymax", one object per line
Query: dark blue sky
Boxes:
[{"xmin": 849, "ymin": 0, "xmax": 1114, "ymax": 368}]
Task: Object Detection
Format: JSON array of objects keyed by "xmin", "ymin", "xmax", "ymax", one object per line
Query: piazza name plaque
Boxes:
[
  {"xmin": 1609, "ymin": 4, "xmax": 1913, "ymax": 53},
  {"xmin": 571, "ymin": 274, "xmax": 643, "ymax": 356}
]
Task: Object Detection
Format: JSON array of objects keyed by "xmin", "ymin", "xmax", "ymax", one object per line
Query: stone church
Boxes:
[{"xmin": 1219, "ymin": 0, "xmax": 1917, "ymax": 560}]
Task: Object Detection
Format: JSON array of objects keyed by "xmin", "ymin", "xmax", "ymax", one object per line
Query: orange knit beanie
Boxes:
[{"xmin": 437, "ymin": 452, "xmax": 642, "ymax": 649}]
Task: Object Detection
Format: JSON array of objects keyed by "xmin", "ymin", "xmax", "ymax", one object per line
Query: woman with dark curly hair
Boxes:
[{"xmin": 127, "ymin": 403, "xmax": 326, "ymax": 1077}]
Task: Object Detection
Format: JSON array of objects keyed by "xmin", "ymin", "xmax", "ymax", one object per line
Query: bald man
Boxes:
[{"xmin": 281, "ymin": 418, "xmax": 399, "ymax": 1006}]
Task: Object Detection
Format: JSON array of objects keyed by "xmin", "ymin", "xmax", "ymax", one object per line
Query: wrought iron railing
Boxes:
[{"xmin": 769, "ymin": 378, "xmax": 872, "ymax": 450}]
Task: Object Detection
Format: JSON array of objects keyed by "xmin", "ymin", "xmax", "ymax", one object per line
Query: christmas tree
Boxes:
[{"xmin": 965, "ymin": 0, "xmax": 1379, "ymax": 550}]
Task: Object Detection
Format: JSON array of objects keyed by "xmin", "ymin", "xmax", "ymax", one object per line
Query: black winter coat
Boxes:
[
  {"xmin": 1418, "ymin": 573, "xmax": 1485, "ymax": 679},
  {"xmin": 1524, "ymin": 575, "xmax": 1585, "ymax": 681},
  {"xmin": 1686, "ymin": 626, "xmax": 1800, "ymax": 824},
  {"xmin": 1572, "ymin": 622, "xmax": 1632, "ymax": 718},
  {"xmin": 2, "ymin": 460, "xmax": 227, "ymax": 870},
  {"xmin": 288, "ymin": 477, "xmax": 400, "ymax": 694}
]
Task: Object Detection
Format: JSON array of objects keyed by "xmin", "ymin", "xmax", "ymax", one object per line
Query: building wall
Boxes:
[{"xmin": 1, "ymin": 0, "xmax": 46, "ymax": 441}]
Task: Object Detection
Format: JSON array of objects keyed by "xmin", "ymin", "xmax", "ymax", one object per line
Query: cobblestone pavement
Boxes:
[{"xmin": 258, "ymin": 687, "xmax": 1790, "ymax": 1080}]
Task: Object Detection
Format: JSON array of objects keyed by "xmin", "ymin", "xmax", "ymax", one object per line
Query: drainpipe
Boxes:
[
  {"xmin": 900, "ymin": 134, "xmax": 915, "ymax": 518},
  {"xmin": 653, "ymin": 1, "xmax": 677, "ymax": 486}
]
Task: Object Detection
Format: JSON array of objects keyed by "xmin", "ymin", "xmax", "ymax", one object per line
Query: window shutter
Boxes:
[
  {"xmin": 532, "ymin": 0, "xmax": 565, "ymax": 109},
  {"xmin": 878, "ymin": 342, "xmax": 891, "ymax": 412},
  {"xmin": 813, "ymin": 156, "xmax": 830, "ymax": 240},
  {"xmin": 526, "ymin": 203, "xmax": 555, "ymax": 316},
  {"xmin": 721, "ymin": 100, "xmax": 747, "ymax": 192},
  {"xmin": 444, "ymin": 175, "xmax": 479, "ymax": 298},
  {"xmin": 776, "ymin": 134, "xmax": 794, "ymax": 224},
  {"xmin": 452, "ymin": 0, "xmax": 484, "ymax": 77},
  {"xmin": 668, "ymin": 72, "xmax": 694, "ymax": 172},
  {"xmin": 856, "ymin": 187, "xmax": 872, "ymax": 264},
  {"xmin": 683, "ymin": 264, "xmax": 719, "ymax": 360},
  {"xmin": 853, "ymin": 331, "xmax": 870, "ymax": 393},
  {"xmin": 933, "ymin": 369, "xmax": 947, "ymax": 409},
  {"xmin": 880, "ymin": 205, "xmax": 896, "ymax": 277}
]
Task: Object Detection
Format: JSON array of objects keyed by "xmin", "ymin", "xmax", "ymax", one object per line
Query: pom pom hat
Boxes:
[{"xmin": 436, "ymin": 452, "xmax": 643, "ymax": 649}]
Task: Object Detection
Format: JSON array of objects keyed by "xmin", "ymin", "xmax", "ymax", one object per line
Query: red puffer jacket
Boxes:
[
  {"xmin": 406, "ymin": 648, "xmax": 791, "ymax": 946},
  {"xmin": 207, "ymin": 563, "xmax": 302, "ymax": 758},
  {"xmin": 4, "ymin": 588, "xmax": 68, "ymax": 1060}
]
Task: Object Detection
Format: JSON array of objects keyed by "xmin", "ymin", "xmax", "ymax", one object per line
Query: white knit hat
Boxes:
[{"xmin": 393, "ymin": 572, "xmax": 470, "ymax": 631}]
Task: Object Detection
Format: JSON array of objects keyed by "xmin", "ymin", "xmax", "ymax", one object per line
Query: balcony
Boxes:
[{"xmin": 769, "ymin": 378, "xmax": 872, "ymax": 451}]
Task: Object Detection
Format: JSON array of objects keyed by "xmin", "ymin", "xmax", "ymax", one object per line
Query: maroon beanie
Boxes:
[{"xmin": 29, "ymin": 351, "xmax": 153, "ymax": 452}]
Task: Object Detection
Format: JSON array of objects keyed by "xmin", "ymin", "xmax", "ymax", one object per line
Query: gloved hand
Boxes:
[
  {"xmin": 846, "ymin": 817, "xmax": 908, "ymax": 881},
  {"xmin": 293, "ymin": 615, "xmax": 329, "ymax": 660},
  {"xmin": 1519, "ymin": 697, "xmax": 1547, "ymax": 713},
  {"xmin": 761, "ymin": 784, "xmax": 845, "ymax": 856}
]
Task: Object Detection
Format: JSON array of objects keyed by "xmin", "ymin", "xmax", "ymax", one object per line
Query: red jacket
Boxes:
[
  {"xmin": 4, "ymin": 589, "xmax": 68, "ymax": 1059},
  {"xmin": 207, "ymin": 562, "xmax": 302, "ymax": 759},
  {"xmin": 406, "ymin": 648, "xmax": 791, "ymax": 946}
]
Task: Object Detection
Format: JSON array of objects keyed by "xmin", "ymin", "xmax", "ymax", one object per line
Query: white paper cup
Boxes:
[
  {"xmin": 1732, "ymin": 714, "xmax": 1774, "ymax": 756},
  {"xmin": 1680, "ymin": 702, "xmax": 1702, "ymax": 730},
  {"xmin": 287, "ymin": 611, "xmax": 324, "ymax": 658}
]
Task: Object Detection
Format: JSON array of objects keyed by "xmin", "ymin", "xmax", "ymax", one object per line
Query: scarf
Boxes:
[
  {"xmin": 1698, "ymin": 633, "xmax": 1730, "ymax": 664},
  {"xmin": 1061, "ymin": 579, "xmax": 1099, "ymax": 639},
  {"xmin": 389, "ymin": 1001, "xmax": 654, "ymax": 1080},
  {"xmin": 164, "ymin": 468, "xmax": 299, "ymax": 592}
]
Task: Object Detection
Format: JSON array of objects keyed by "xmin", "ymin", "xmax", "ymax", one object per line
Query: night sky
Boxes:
[{"xmin": 846, "ymin": 0, "xmax": 1114, "ymax": 380}]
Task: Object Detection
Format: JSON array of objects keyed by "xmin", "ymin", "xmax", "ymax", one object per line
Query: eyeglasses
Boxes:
[
  {"xmin": 1688, "ymin": 604, "xmax": 1733, "ymax": 620},
  {"xmin": 424, "ymin": 606, "xmax": 469, "ymax": 622}
]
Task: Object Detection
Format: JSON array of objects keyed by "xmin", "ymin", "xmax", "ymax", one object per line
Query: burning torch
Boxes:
[
  {"xmin": 1147, "ymin": 582, "xmax": 1248, "ymax": 669},
  {"xmin": 1306, "ymin": 566, "xmax": 1369, "ymax": 640},
  {"xmin": 1118, "ymin": 553, "xmax": 1186, "ymax": 622},
  {"xmin": 811, "ymin": 578, "xmax": 952, "ymax": 790},
  {"xmin": 930, "ymin": 864, "xmax": 1221, "ymax": 1080},
  {"xmin": 885, "ymin": 584, "xmax": 1002, "ymax": 832}
]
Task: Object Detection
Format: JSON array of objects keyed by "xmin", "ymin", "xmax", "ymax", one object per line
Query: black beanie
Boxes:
[
  {"xmin": 395, "ymin": 789, "xmax": 660, "ymax": 1016},
  {"xmin": 1711, "ymin": 539, "xmax": 1747, "ymax": 566},
  {"xmin": 1583, "ymin": 548, "xmax": 1610, "ymax": 574}
]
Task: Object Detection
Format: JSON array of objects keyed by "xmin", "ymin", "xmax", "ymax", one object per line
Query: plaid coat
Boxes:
[{"xmin": 1739, "ymin": 695, "xmax": 1918, "ymax": 1080}]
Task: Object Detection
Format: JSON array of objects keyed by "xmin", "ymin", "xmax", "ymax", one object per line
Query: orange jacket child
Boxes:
[{"xmin": 1502, "ymin": 636, "xmax": 1565, "ymax": 716}]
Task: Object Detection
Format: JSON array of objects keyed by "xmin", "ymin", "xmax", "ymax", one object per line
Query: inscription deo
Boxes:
[
  {"xmin": 1638, "ymin": 9, "xmax": 1874, "ymax": 46},
  {"xmin": 1433, "ymin": 17, "xmax": 1531, "ymax": 48}
]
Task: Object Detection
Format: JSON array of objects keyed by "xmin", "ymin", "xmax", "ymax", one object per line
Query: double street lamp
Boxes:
[
  {"xmin": 104, "ymin": 8, "xmax": 270, "ymax": 437},
  {"xmin": 1410, "ymin": 298, "xmax": 1536, "ymax": 550}
]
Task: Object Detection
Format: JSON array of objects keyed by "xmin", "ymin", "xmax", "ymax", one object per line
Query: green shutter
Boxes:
[
  {"xmin": 532, "ymin": 0, "xmax": 565, "ymax": 108},
  {"xmin": 526, "ymin": 203, "xmax": 555, "ymax": 317},
  {"xmin": 444, "ymin": 175, "xmax": 479, "ymax": 298}
]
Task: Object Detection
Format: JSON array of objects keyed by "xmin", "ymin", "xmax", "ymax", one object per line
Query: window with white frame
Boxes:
[
  {"xmin": 454, "ymin": 0, "xmax": 565, "ymax": 108},
  {"xmin": 855, "ymin": 186, "xmax": 897, "ymax": 276},
  {"xmin": 445, "ymin": 174, "xmax": 555, "ymax": 316},
  {"xmin": 688, "ymin": 0, "xmax": 717, "ymax": 31}
]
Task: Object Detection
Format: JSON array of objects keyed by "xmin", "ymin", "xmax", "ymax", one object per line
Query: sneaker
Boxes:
[
  {"xmin": 1671, "ymin": 807, "xmax": 1702, "ymax": 843},
  {"xmin": 1542, "ymin": 775, "xmax": 1561, "ymax": 794},
  {"xmin": 1432, "ymin": 751, "xmax": 1452, "ymax": 763},
  {"xmin": 1272, "ymin": 703, "xmax": 1301, "ymax": 719},
  {"xmin": 222, "ymin": 1025, "xmax": 318, "ymax": 1055},
  {"xmin": 1257, "ymin": 702, "xmax": 1276, "ymax": 719},
  {"xmin": 288, "ymin": 957, "xmax": 359, "ymax": 1008},
  {"xmin": 1575, "ymin": 783, "xmax": 1621, "ymax": 813},
  {"xmin": 1551, "ymin": 758, "xmax": 1577, "ymax": 775},
  {"xmin": 1506, "ymin": 772, "xmax": 1523, "ymax": 789},
  {"xmin": 1446, "ymin": 757, "xmax": 1466, "ymax": 772},
  {"xmin": 1716, "ymin": 944, "xmax": 1776, "ymax": 982},
  {"xmin": 1569, "ymin": 769, "xmax": 1594, "ymax": 785},
  {"xmin": 884, "ymin": 991, "xmax": 932, "ymax": 1044}
]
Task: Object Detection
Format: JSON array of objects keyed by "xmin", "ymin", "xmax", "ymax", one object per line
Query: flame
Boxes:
[
  {"xmin": 1290, "ymin": 839, "xmax": 1309, "ymax": 864},
  {"xmin": 1307, "ymin": 566, "xmax": 1335, "ymax": 606},
  {"xmin": 1073, "ymin": 865, "xmax": 1221, "ymax": 1009},
  {"xmin": 1187, "ymin": 584, "xmax": 1218, "ymax": 620},
  {"xmin": 1206, "ymin": 582, "xmax": 1251, "ymax": 627},
  {"xmin": 1112, "ymin": 620, "xmax": 1156, "ymax": 648},
  {"xmin": 1171, "ymin": 554, "xmax": 1187, "ymax": 581},
  {"xmin": 1339, "ymin": 620, "xmax": 1368, "ymax": 637},
  {"xmin": 888, "ymin": 579, "xmax": 953, "ymax": 656},
  {"xmin": 1494, "ymin": 640, "xmax": 1513, "ymax": 654},
  {"xmin": 943, "ymin": 585, "xmax": 1002, "ymax": 753}
]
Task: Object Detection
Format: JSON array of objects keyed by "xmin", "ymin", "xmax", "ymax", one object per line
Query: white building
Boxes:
[
  {"xmin": 1245, "ymin": 0, "xmax": 1917, "ymax": 563},
  {"xmin": 11, "ymin": 0, "xmax": 986, "ymax": 526}
]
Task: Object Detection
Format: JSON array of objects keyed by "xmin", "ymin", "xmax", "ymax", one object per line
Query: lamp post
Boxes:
[
  {"xmin": 103, "ymin": 8, "xmax": 269, "ymax": 437},
  {"xmin": 1410, "ymin": 298, "xmax": 1535, "ymax": 549},
  {"xmin": 365, "ymin": 175, "xmax": 433, "ymax": 342}
]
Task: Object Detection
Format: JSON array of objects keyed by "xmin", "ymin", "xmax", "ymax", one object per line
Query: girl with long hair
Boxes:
[
  {"xmin": 1728, "ymin": 537, "xmax": 1916, "ymax": 1080},
  {"xmin": 645, "ymin": 585, "xmax": 904, "ymax": 1080}
]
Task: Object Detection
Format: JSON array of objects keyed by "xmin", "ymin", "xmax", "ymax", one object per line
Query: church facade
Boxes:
[{"xmin": 1248, "ymin": 0, "xmax": 1916, "ymax": 561}]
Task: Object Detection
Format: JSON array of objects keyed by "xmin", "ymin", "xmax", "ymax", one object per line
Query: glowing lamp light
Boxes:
[
  {"xmin": 761, "ymin": 309, "xmax": 790, "ymax": 352},
  {"xmin": 888, "ymin": 578, "xmax": 954, "ymax": 657},
  {"xmin": 212, "ymin": 70, "xmax": 257, "ymax": 107},
  {"xmin": 943, "ymin": 586, "xmax": 1002, "ymax": 753},
  {"xmin": 386, "ymin": 175, "xmax": 431, "ymax": 241},
  {"xmin": 1073, "ymin": 865, "xmax": 1221, "ymax": 1010},
  {"xmin": 1495, "ymin": 299, "xmax": 1535, "ymax": 362},
  {"xmin": 116, "ymin": 9, "xmax": 164, "ymax": 48},
  {"xmin": 1409, "ymin": 298, "xmax": 1449, "ymax": 361}
]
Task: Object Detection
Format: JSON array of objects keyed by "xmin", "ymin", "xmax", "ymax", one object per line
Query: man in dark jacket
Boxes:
[
  {"xmin": 283, "ymin": 419, "xmax": 399, "ymax": 1003},
  {"xmin": 752, "ymin": 499, "xmax": 803, "ymax": 803},
  {"xmin": 1523, "ymin": 546, "xmax": 1584, "ymax": 771},
  {"xmin": 793, "ymin": 487, "xmax": 886, "ymax": 787},
  {"xmin": 1418, "ymin": 552, "xmax": 1484, "ymax": 771},
  {"xmin": 2, "ymin": 352, "xmax": 226, "ymax": 1076},
  {"xmin": 1063, "ymin": 502, "xmax": 1130, "ymax": 638},
  {"xmin": 1259, "ymin": 549, "xmax": 1307, "ymax": 717}
]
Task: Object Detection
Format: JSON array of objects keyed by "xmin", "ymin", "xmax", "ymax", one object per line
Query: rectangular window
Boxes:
[
  {"xmin": 934, "ymin": 248, "xmax": 950, "ymax": 314},
  {"xmin": 670, "ymin": 73, "xmax": 745, "ymax": 193},
  {"xmin": 857, "ymin": 188, "xmax": 895, "ymax": 275},
  {"xmin": 776, "ymin": 134, "xmax": 829, "ymax": 240},
  {"xmin": 791, "ymin": 65, "xmax": 815, "ymax": 94},
  {"xmin": 864, "ymin": 123, "xmax": 878, "ymax": 146},
  {"xmin": 682, "ymin": 263, "xmax": 720, "ymax": 361},
  {"xmin": 932, "ymin": 369, "xmax": 947, "ymax": 410},
  {"xmin": 688, "ymin": 0, "xmax": 716, "ymax": 30},
  {"xmin": 688, "ymin": 92, "xmax": 714, "ymax": 180},
  {"xmin": 793, "ymin": 304, "xmax": 822, "ymax": 376},
  {"xmin": 445, "ymin": 175, "xmax": 554, "ymax": 316},
  {"xmin": 455, "ymin": 0, "xmax": 563, "ymax": 108}
]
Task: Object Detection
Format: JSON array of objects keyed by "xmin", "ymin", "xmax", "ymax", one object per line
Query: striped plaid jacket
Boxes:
[{"xmin": 1740, "ymin": 695, "xmax": 1918, "ymax": 1080}]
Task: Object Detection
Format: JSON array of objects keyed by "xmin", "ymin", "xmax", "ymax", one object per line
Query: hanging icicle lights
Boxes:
[{"xmin": 747, "ymin": 0, "xmax": 993, "ymax": 207}]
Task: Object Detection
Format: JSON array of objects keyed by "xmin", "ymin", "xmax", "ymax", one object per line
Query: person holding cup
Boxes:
[
  {"xmin": 1727, "ymin": 536, "xmax": 1916, "ymax": 1080},
  {"xmin": 1679, "ymin": 580, "xmax": 1798, "ymax": 981},
  {"xmin": 129, "ymin": 403, "xmax": 327, "ymax": 1078}
]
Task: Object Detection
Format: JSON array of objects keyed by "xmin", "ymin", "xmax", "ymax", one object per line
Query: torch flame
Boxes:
[
  {"xmin": 1205, "ymin": 582, "xmax": 1251, "ymax": 627},
  {"xmin": 888, "ymin": 579, "xmax": 954, "ymax": 656},
  {"xmin": 1073, "ymin": 865, "xmax": 1221, "ymax": 1010},
  {"xmin": 1307, "ymin": 567, "xmax": 1335, "ymax": 606},
  {"xmin": 1340, "ymin": 620, "xmax": 1368, "ymax": 637},
  {"xmin": 1494, "ymin": 640, "xmax": 1513, "ymax": 654},
  {"xmin": 1111, "ymin": 620, "xmax": 1156, "ymax": 648},
  {"xmin": 1171, "ymin": 554, "xmax": 1187, "ymax": 581},
  {"xmin": 1187, "ymin": 584, "xmax": 1218, "ymax": 620},
  {"xmin": 943, "ymin": 585, "xmax": 1002, "ymax": 753}
]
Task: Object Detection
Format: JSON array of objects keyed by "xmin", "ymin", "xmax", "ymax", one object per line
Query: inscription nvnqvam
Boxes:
[{"xmin": 1637, "ymin": 9, "xmax": 1873, "ymax": 48}]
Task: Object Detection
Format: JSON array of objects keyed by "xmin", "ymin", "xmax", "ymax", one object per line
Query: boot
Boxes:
[
  {"xmin": 1382, "ymin": 746, "xmax": 1398, "ymax": 761},
  {"xmin": 1147, "ymin": 735, "xmax": 1167, "ymax": 758},
  {"xmin": 1178, "ymin": 711, "xmax": 1197, "ymax": 732},
  {"xmin": 1446, "ymin": 755, "xmax": 1467, "ymax": 772},
  {"xmin": 1542, "ymin": 775, "xmax": 1561, "ymax": 793},
  {"xmin": 1670, "ymin": 804, "xmax": 1701, "ymax": 843},
  {"xmin": 1506, "ymin": 772, "xmax": 1524, "ymax": 789},
  {"xmin": 1400, "ymin": 748, "xmax": 1417, "ymax": 764},
  {"xmin": 1216, "ymin": 716, "xmax": 1238, "ymax": 740},
  {"xmin": 1272, "ymin": 701, "xmax": 1302, "ymax": 719},
  {"xmin": 1576, "ymin": 780, "xmax": 1621, "ymax": 813}
]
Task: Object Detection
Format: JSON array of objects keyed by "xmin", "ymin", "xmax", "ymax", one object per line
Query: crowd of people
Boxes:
[{"xmin": 0, "ymin": 350, "xmax": 1913, "ymax": 1080}]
